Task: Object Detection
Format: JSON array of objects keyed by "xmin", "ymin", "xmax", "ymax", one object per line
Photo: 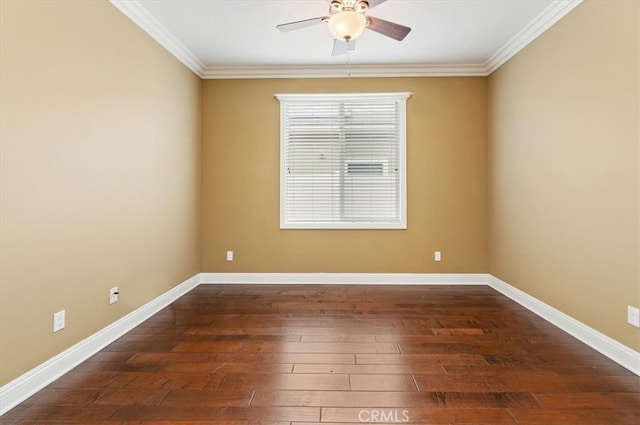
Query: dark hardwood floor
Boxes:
[{"xmin": 2, "ymin": 284, "xmax": 639, "ymax": 424}]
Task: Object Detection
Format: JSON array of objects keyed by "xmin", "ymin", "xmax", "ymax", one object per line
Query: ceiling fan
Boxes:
[{"xmin": 276, "ymin": 0, "xmax": 411, "ymax": 56}]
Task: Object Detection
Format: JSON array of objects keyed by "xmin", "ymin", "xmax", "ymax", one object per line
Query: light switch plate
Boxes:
[{"xmin": 109, "ymin": 287, "xmax": 119, "ymax": 304}]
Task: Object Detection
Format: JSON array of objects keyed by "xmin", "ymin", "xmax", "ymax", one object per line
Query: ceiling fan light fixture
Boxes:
[{"xmin": 328, "ymin": 10, "xmax": 366, "ymax": 42}]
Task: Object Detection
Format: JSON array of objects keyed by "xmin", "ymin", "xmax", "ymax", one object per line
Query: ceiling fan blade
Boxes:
[
  {"xmin": 366, "ymin": 15, "xmax": 411, "ymax": 41},
  {"xmin": 276, "ymin": 16, "xmax": 327, "ymax": 32},
  {"xmin": 365, "ymin": 0, "xmax": 389, "ymax": 10},
  {"xmin": 331, "ymin": 39, "xmax": 357, "ymax": 56}
]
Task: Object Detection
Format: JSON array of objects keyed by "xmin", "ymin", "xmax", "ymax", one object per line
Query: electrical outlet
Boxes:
[
  {"xmin": 434, "ymin": 251, "xmax": 441, "ymax": 262},
  {"xmin": 53, "ymin": 310, "xmax": 65, "ymax": 332},
  {"xmin": 628, "ymin": 306, "xmax": 640, "ymax": 328},
  {"xmin": 109, "ymin": 287, "xmax": 119, "ymax": 304},
  {"xmin": 226, "ymin": 251, "xmax": 233, "ymax": 261}
]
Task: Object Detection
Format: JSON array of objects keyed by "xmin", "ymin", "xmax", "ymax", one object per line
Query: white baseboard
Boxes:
[
  {"xmin": 200, "ymin": 272, "xmax": 489, "ymax": 285},
  {"xmin": 488, "ymin": 275, "xmax": 640, "ymax": 376},
  {"xmin": 203, "ymin": 272, "xmax": 640, "ymax": 375},
  {"xmin": 2, "ymin": 272, "xmax": 638, "ymax": 416},
  {"xmin": 0, "ymin": 273, "xmax": 200, "ymax": 416}
]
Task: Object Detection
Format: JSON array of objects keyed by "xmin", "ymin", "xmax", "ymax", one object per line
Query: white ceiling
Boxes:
[{"xmin": 110, "ymin": 0, "xmax": 582, "ymax": 78}]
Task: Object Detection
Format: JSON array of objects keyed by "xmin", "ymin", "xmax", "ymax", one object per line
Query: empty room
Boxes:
[{"xmin": 0, "ymin": 0, "xmax": 639, "ymax": 424}]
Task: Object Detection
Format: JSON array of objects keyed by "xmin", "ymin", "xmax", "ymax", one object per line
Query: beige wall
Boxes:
[
  {"xmin": 488, "ymin": 0, "xmax": 640, "ymax": 350},
  {"xmin": 2, "ymin": 0, "xmax": 636, "ymax": 390},
  {"xmin": 0, "ymin": 0, "xmax": 201, "ymax": 385},
  {"xmin": 201, "ymin": 78, "xmax": 488, "ymax": 273}
]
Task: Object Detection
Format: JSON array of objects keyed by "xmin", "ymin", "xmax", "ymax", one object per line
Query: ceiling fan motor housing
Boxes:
[{"xmin": 330, "ymin": 0, "xmax": 369, "ymax": 15}]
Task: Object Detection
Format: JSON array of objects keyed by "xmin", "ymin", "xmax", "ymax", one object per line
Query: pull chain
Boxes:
[{"xmin": 346, "ymin": 50, "xmax": 352, "ymax": 77}]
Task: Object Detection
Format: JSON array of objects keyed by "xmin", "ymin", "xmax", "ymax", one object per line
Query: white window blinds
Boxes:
[{"xmin": 276, "ymin": 92, "xmax": 410, "ymax": 229}]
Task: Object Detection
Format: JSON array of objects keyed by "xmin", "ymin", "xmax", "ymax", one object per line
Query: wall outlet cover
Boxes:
[
  {"xmin": 53, "ymin": 310, "xmax": 65, "ymax": 332},
  {"xmin": 628, "ymin": 306, "xmax": 640, "ymax": 328}
]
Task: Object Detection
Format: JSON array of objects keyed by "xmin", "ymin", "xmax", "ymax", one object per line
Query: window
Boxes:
[{"xmin": 276, "ymin": 92, "xmax": 410, "ymax": 229}]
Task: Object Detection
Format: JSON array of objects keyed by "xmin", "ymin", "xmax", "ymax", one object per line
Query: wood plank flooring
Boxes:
[{"xmin": 2, "ymin": 284, "xmax": 639, "ymax": 424}]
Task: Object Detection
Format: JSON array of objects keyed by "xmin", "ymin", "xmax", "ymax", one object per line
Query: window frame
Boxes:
[{"xmin": 276, "ymin": 92, "xmax": 410, "ymax": 230}]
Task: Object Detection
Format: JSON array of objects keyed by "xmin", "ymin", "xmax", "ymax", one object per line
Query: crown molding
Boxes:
[
  {"xmin": 484, "ymin": 0, "xmax": 583, "ymax": 74},
  {"xmin": 111, "ymin": 0, "xmax": 582, "ymax": 80},
  {"xmin": 200, "ymin": 63, "xmax": 488, "ymax": 79},
  {"xmin": 109, "ymin": 0, "xmax": 205, "ymax": 77}
]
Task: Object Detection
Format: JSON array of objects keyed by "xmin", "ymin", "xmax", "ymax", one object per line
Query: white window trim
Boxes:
[{"xmin": 275, "ymin": 92, "xmax": 411, "ymax": 230}]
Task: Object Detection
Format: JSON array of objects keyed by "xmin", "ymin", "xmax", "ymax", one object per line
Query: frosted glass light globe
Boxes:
[{"xmin": 328, "ymin": 10, "xmax": 366, "ymax": 42}]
